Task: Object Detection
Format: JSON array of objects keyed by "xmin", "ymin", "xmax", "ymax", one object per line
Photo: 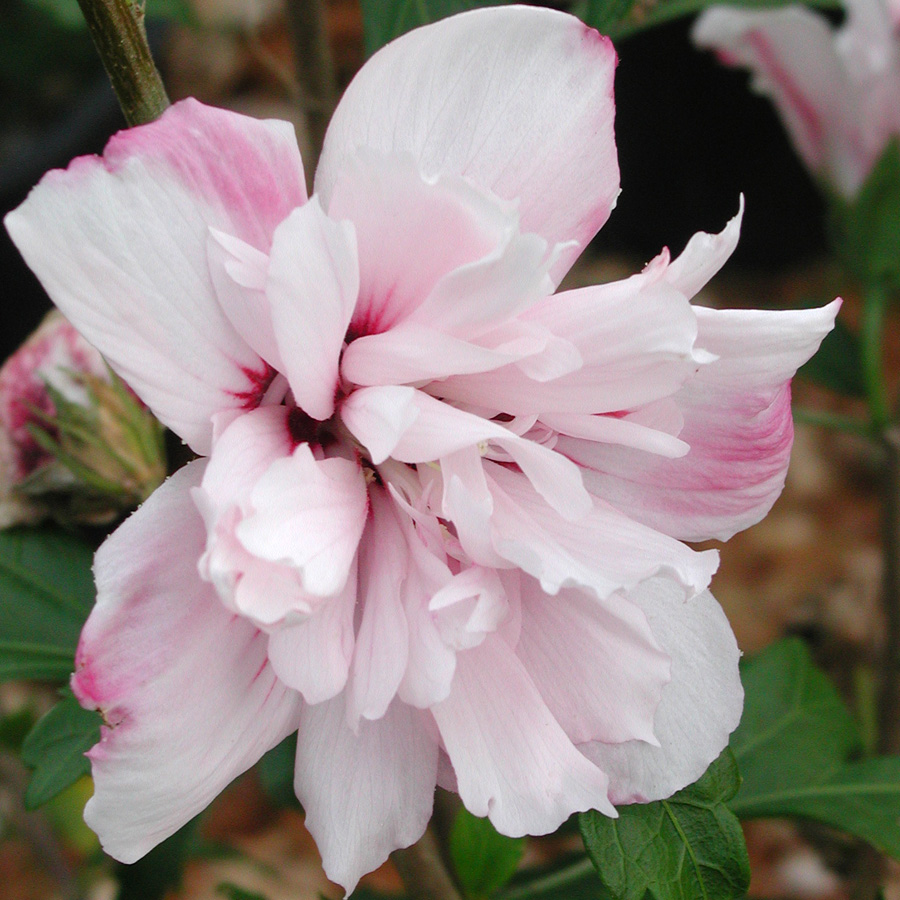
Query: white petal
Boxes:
[
  {"xmin": 295, "ymin": 695, "xmax": 438, "ymax": 894},
  {"xmin": 317, "ymin": 7, "xmax": 619, "ymax": 282},
  {"xmin": 580, "ymin": 577, "xmax": 743, "ymax": 804}
]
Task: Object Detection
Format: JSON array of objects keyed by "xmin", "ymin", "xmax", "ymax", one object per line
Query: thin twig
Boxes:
[
  {"xmin": 283, "ymin": 0, "xmax": 337, "ymax": 173},
  {"xmin": 75, "ymin": 0, "xmax": 170, "ymax": 126},
  {"xmin": 391, "ymin": 827, "xmax": 464, "ymax": 900}
]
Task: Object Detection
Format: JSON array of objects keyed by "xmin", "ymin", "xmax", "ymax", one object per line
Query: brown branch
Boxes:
[{"xmin": 76, "ymin": 0, "xmax": 170, "ymax": 127}]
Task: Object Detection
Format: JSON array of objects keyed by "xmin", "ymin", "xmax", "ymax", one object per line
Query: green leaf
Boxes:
[
  {"xmin": 579, "ymin": 750, "xmax": 750, "ymax": 900},
  {"xmin": 0, "ymin": 527, "xmax": 95, "ymax": 681},
  {"xmin": 730, "ymin": 638, "xmax": 862, "ymax": 801},
  {"xmin": 450, "ymin": 807, "xmax": 526, "ymax": 898},
  {"xmin": 732, "ymin": 757, "xmax": 900, "ymax": 859},
  {"xmin": 21, "ymin": 692, "xmax": 100, "ymax": 809},
  {"xmin": 216, "ymin": 884, "xmax": 271, "ymax": 900},
  {"xmin": 359, "ymin": 0, "xmax": 504, "ymax": 56},
  {"xmin": 830, "ymin": 139, "xmax": 900, "ymax": 291},
  {"xmin": 21, "ymin": 0, "xmax": 195, "ymax": 29},
  {"xmin": 499, "ymin": 857, "xmax": 612, "ymax": 899},
  {"xmin": 730, "ymin": 639, "xmax": 900, "ymax": 863}
]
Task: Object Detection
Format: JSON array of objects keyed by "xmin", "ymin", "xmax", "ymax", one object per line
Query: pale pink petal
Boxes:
[
  {"xmin": 437, "ymin": 265, "xmax": 702, "ymax": 416},
  {"xmin": 266, "ymin": 565, "xmax": 357, "ymax": 703},
  {"xmin": 483, "ymin": 463, "xmax": 718, "ymax": 600},
  {"xmin": 236, "ymin": 445, "xmax": 368, "ymax": 597},
  {"xmin": 575, "ymin": 301, "xmax": 840, "ymax": 541},
  {"xmin": 430, "ymin": 566, "xmax": 509, "ymax": 651},
  {"xmin": 71, "ymin": 462, "xmax": 302, "ymax": 862},
  {"xmin": 5, "ymin": 99, "xmax": 307, "ymax": 453},
  {"xmin": 580, "ymin": 578, "xmax": 742, "ymax": 804},
  {"xmin": 663, "ymin": 199, "xmax": 743, "ymax": 299},
  {"xmin": 267, "ymin": 198, "xmax": 359, "ymax": 420},
  {"xmin": 294, "ymin": 695, "xmax": 438, "ymax": 894},
  {"xmin": 344, "ymin": 387, "xmax": 590, "ymax": 520},
  {"xmin": 346, "ymin": 490, "xmax": 410, "ymax": 728},
  {"xmin": 207, "ymin": 229, "xmax": 283, "ymax": 371},
  {"xmin": 317, "ymin": 6, "xmax": 619, "ymax": 282},
  {"xmin": 517, "ymin": 580, "xmax": 669, "ymax": 745},
  {"xmin": 432, "ymin": 634, "xmax": 615, "ymax": 836},
  {"xmin": 327, "ymin": 151, "xmax": 517, "ymax": 334},
  {"xmin": 539, "ymin": 411, "xmax": 688, "ymax": 459}
]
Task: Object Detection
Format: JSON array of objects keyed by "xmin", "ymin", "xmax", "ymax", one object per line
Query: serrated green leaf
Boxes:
[
  {"xmin": 450, "ymin": 807, "xmax": 526, "ymax": 898},
  {"xmin": 21, "ymin": 693, "xmax": 100, "ymax": 808},
  {"xmin": 731, "ymin": 638, "xmax": 862, "ymax": 801},
  {"xmin": 359, "ymin": 0, "xmax": 505, "ymax": 56},
  {"xmin": 579, "ymin": 750, "xmax": 750, "ymax": 900},
  {"xmin": 0, "ymin": 527, "xmax": 95, "ymax": 682},
  {"xmin": 829, "ymin": 139, "xmax": 900, "ymax": 290}
]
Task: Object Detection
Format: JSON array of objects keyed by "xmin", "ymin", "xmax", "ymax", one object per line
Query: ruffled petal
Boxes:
[
  {"xmin": 575, "ymin": 300, "xmax": 840, "ymax": 541},
  {"xmin": 580, "ymin": 578, "xmax": 743, "ymax": 804},
  {"xmin": 316, "ymin": 6, "xmax": 619, "ymax": 282},
  {"xmin": 294, "ymin": 695, "xmax": 438, "ymax": 894},
  {"xmin": 71, "ymin": 462, "xmax": 302, "ymax": 862},
  {"xmin": 267, "ymin": 198, "xmax": 359, "ymax": 421},
  {"xmin": 516, "ymin": 580, "xmax": 669, "ymax": 745},
  {"xmin": 432, "ymin": 634, "xmax": 615, "ymax": 836},
  {"xmin": 236, "ymin": 444, "xmax": 368, "ymax": 597},
  {"xmin": 5, "ymin": 99, "xmax": 307, "ymax": 453}
]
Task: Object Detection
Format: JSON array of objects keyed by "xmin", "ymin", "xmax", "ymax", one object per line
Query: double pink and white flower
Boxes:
[
  {"xmin": 693, "ymin": 0, "xmax": 900, "ymax": 197},
  {"xmin": 6, "ymin": 6, "xmax": 837, "ymax": 893}
]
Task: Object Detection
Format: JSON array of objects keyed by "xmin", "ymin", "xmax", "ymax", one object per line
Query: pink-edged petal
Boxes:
[
  {"xmin": 317, "ymin": 7, "xmax": 619, "ymax": 282},
  {"xmin": 72, "ymin": 461, "xmax": 302, "ymax": 862},
  {"xmin": 207, "ymin": 229, "xmax": 284, "ymax": 371},
  {"xmin": 267, "ymin": 198, "xmax": 359, "ymax": 421},
  {"xmin": 236, "ymin": 444, "xmax": 368, "ymax": 597},
  {"xmin": 294, "ymin": 694, "xmax": 438, "ymax": 894},
  {"xmin": 482, "ymin": 462, "xmax": 718, "ymax": 600},
  {"xmin": 517, "ymin": 580, "xmax": 669, "ymax": 745},
  {"xmin": 6, "ymin": 99, "xmax": 307, "ymax": 453},
  {"xmin": 692, "ymin": 6, "xmax": 863, "ymax": 195},
  {"xmin": 438, "ymin": 263, "xmax": 703, "ymax": 416},
  {"xmin": 580, "ymin": 577, "xmax": 742, "ymax": 804},
  {"xmin": 576, "ymin": 300, "xmax": 840, "ymax": 541},
  {"xmin": 346, "ymin": 489, "xmax": 410, "ymax": 728},
  {"xmin": 663, "ymin": 199, "xmax": 743, "ymax": 299},
  {"xmin": 266, "ymin": 565, "xmax": 357, "ymax": 703},
  {"xmin": 432, "ymin": 634, "xmax": 615, "ymax": 836}
]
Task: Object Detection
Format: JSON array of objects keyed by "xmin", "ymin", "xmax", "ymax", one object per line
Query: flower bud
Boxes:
[{"xmin": 0, "ymin": 311, "xmax": 166, "ymax": 527}]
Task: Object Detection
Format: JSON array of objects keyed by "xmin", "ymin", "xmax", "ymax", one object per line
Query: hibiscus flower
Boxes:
[{"xmin": 5, "ymin": 6, "xmax": 838, "ymax": 893}]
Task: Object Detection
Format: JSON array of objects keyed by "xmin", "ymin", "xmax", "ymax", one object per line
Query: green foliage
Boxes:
[
  {"xmin": 579, "ymin": 750, "xmax": 750, "ymax": 900},
  {"xmin": 0, "ymin": 527, "xmax": 95, "ymax": 681},
  {"xmin": 216, "ymin": 884, "xmax": 271, "ymax": 900},
  {"xmin": 20, "ymin": 0, "xmax": 194, "ymax": 29},
  {"xmin": 830, "ymin": 140, "xmax": 900, "ymax": 292},
  {"xmin": 21, "ymin": 691, "xmax": 100, "ymax": 808},
  {"xmin": 731, "ymin": 639, "xmax": 900, "ymax": 861},
  {"xmin": 256, "ymin": 733, "xmax": 300, "ymax": 809},
  {"xmin": 450, "ymin": 807, "xmax": 526, "ymax": 898}
]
